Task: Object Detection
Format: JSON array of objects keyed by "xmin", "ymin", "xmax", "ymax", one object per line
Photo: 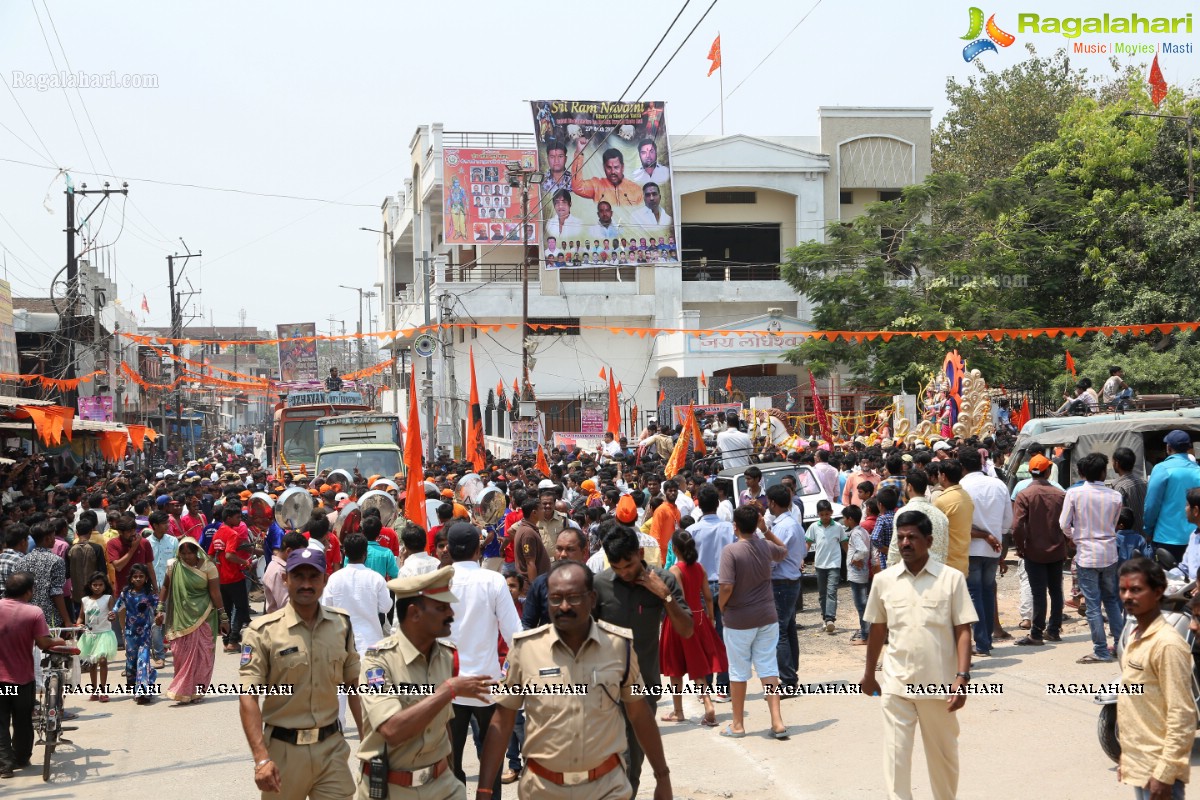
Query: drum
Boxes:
[
  {"xmin": 275, "ymin": 487, "xmax": 314, "ymax": 531},
  {"xmin": 358, "ymin": 490, "xmax": 398, "ymax": 526}
]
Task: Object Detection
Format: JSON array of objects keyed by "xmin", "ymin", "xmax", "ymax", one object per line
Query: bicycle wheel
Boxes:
[{"xmin": 42, "ymin": 673, "xmax": 61, "ymax": 781}]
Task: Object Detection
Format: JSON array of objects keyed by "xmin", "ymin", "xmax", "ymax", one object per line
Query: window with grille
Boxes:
[
  {"xmin": 527, "ymin": 317, "xmax": 580, "ymax": 335},
  {"xmin": 705, "ymin": 191, "xmax": 757, "ymax": 204}
]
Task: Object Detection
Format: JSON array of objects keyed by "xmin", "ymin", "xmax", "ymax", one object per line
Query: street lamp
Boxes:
[
  {"xmin": 337, "ymin": 285, "xmax": 368, "ymax": 373},
  {"xmin": 505, "ymin": 161, "xmax": 544, "ymax": 403},
  {"xmin": 1121, "ymin": 109, "xmax": 1194, "ymax": 211}
]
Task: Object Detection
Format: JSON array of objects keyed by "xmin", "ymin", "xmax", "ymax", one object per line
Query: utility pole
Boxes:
[
  {"xmin": 167, "ymin": 244, "xmax": 202, "ymax": 460},
  {"xmin": 415, "ymin": 252, "xmax": 438, "ymax": 462},
  {"xmin": 61, "ymin": 181, "xmax": 128, "ymax": 408}
]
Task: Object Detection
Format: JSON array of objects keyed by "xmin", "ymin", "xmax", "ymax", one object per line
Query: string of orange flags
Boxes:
[
  {"xmin": 0, "ymin": 370, "xmax": 104, "ymax": 392},
  {"xmin": 117, "ymin": 321, "xmax": 1200, "ymax": 348}
]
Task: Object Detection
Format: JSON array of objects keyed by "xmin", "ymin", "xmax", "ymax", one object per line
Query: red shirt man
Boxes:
[
  {"xmin": 105, "ymin": 520, "xmax": 154, "ymax": 593},
  {"xmin": 209, "ymin": 515, "xmax": 252, "ymax": 585},
  {"xmin": 377, "ymin": 525, "xmax": 399, "ymax": 556}
]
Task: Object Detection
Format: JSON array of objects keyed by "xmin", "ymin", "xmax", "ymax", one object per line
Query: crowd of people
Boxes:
[{"xmin": 1, "ymin": 408, "xmax": 1199, "ymax": 799}]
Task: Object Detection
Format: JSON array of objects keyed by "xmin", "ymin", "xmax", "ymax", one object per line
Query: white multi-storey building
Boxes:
[{"xmin": 372, "ymin": 108, "xmax": 931, "ymax": 452}]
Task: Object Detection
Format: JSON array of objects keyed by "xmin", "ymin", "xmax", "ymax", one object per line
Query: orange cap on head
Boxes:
[
  {"xmin": 440, "ymin": 488, "xmax": 454, "ymax": 498},
  {"xmin": 452, "ymin": 503, "xmax": 469, "ymax": 519},
  {"xmin": 1029, "ymin": 454, "xmax": 1052, "ymax": 474},
  {"xmin": 615, "ymin": 495, "xmax": 637, "ymax": 524}
]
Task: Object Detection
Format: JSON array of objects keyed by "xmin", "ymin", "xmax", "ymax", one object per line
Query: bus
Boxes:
[{"xmin": 270, "ymin": 390, "xmax": 372, "ymax": 474}]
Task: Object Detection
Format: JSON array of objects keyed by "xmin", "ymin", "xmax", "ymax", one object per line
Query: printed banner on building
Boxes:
[
  {"xmin": 553, "ymin": 432, "xmax": 602, "ymax": 451},
  {"xmin": 530, "ymin": 100, "xmax": 678, "ymax": 269},
  {"xmin": 78, "ymin": 395, "xmax": 114, "ymax": 422},
  {"xmin": 276, "ymin": 322, "xmax": 319, "ymax": 382},
  {"xmin": 580, "ymin": 406, "xmax": 605, "ymax": 435},
  {"xmin": 510, "ymin": 420, "xmax": 543, "ymax": 455},
  {"xmin": 442, "ymin": 147, "xmax": 540, "ymax": 245},
  {"xmin": 671, "ymin": 403, "xmax": 742, "ymax": 425}
]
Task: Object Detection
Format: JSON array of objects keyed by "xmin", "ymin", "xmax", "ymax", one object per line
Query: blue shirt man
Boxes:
[{"xmin": 1145, "ymin": 431, "xmax": 1200, "ymax": 549}]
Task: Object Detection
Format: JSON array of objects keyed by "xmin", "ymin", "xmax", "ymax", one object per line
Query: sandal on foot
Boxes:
[
  {"xmin": 660, "ymin": 712, "xmax": 686, "ymax": 723},
  {"xmin": 719, "ymin": 726, "xmax": 746, "ymax": 738},
  {"xmin": 771, "ymin": 728, "xmax": 790, "ymax": 740},
  {"xmin": 700, "ymin": 713, "xmax": 718, "ymax": 728},
  {"xmin": 1014, "ymin": 636, "xmax": 1044, "ymax": 646},
  {"xmin": 1077, "ymin": 653, "xmax": 1113, "ymax": 664}
]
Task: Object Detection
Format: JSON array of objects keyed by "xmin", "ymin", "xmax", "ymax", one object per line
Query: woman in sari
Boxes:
[{"xmin": 155, "ymin": 536, "xmax": 229, "ymax": 705}]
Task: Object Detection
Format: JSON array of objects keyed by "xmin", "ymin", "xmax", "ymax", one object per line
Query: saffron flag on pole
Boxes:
[
  {"xmin": 403, "ymin": 361, "xmax": 427, "ymax": 529},
  {"xmin": 657, "ymin": 387, "xmax": 665, "ymax": 405},
  {"xmin": 465, "ymin": 347, "xmax": 485, "ymax": 472},
  {"xmin": 725, "ymin": 373, "xmax": 733, "ymax": 393},
  {"xmin": 700, "ymin": 371, "xmax": 707, "ymax": 387},
  {"xmin": 1150, "ymin": 54, "xmax": 1168, "ymax": 106},
  {"xmin": 140, "ymin": 295, "xmax": 150, "ymax": 314},
  {"xmin": 1013, "ymin": 396, "xmax": 1031, "ymax": 431},
  {"xmin": 706, "ymin": 34, "xmax": 722, "ymax": 76},
  {"xmin": 1065, "ymin": 351, "xmax": 1077, "ymax": 376},
  {"xmin": 664, "ymin": 410, "xmax": 692, "ymax": 478},
  {"xmin": 688, "ymin": 402, "xmax": 707, "ymax": 455},
  {"xmin": 535, "ymin": 444, "xmax": 551, "ymax": 475},
  {"xmin": 598, "ymin": 366, "xmax": 606, "ymax": 381},
  {"xmin": 809, "ymin": 370, "xmax": 833, "ymax": 445},
  {"xmin": 607, "ymin": 371, "xmax": 621, "ymax": 437}
]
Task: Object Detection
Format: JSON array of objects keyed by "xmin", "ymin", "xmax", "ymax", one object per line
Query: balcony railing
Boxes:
[
  {"xmin": 443, "ymin": 131, "xmax": 538, "ymax": 150},
  {"xmin": 681, "ymin": 261, "xmax": 782, "ymax": 281}
]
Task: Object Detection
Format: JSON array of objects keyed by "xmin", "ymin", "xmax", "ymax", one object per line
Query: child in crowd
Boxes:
[
  {"xmin": 115, "ymin": 563, "xmax": 159, "ymax": 704},
  {"xmin": 842, "ymin": 505, "xmax": 872, "ymax": 644},
  {"xmin": 1116, "ymin": 507, "xmax": 1147, "ymax": 564},
  {"xmin": 861, "ymin": 497, "xmax": 880, "ymax": 540},
  {"xmin": 659, "ymin": 529, "xmax": 726, "ymax": 727},
  {"xmin": 500, "ymin": 568, "xmax": 526, "ymax": 785},
  {"xmin": 77, "ymin": 571, "xmax": 117, "ymax": 702},
  {"xmin": 805, "ymin": 500, "xmax": 848, "ymax": 634}
]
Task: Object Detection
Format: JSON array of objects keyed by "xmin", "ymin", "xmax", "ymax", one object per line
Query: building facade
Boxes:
[{"xmin": 374, "ymin": 108, "xmax": 931, "ymax": 452}]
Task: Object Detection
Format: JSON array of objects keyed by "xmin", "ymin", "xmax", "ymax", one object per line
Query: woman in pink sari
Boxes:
[{"xmin": 155, "ymin": 537, "xmax": 228, "ymax": 704}]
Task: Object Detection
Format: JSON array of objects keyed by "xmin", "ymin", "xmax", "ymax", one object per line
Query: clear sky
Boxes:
[{"xmin": 1, "ymin": 0, "xmax": 1194, "ymax": 333}]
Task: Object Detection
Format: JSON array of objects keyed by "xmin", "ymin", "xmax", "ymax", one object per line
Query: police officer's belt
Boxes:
[
  {"xmin": 361, "ymin": 757, "xmax": 449, "ymax": 787},
  {"xmin": 527, "ymin": 754, "xmax": 620, "ymax": 786},
  {"xmin": 269, "ymin": 722, "xmax": 341, "ymax": 745}
]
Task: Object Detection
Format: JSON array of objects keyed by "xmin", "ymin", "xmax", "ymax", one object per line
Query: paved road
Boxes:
[{"xmin": 8, "ymin": 573, "xmax": 1195, "ymax": 799}]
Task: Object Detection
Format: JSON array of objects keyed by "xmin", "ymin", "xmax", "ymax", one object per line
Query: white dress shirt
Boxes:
[
  {"xmin": 960, "ymin": 471, "xmax": 1014, "ymax": 558},
  {"xmin": 398, "ymin": 551, "xmax": 441, "ymax": 578},
  {"xmin": 447, "ymin": 561, "xmax": 522, "ymax": 707},
  {"xmin": 675, "ymin": 493, "xmax": 695, "ymax": 519},
  {"xmin": 321, "ymin": 563, "xmax": 391, "ymax": 651}
]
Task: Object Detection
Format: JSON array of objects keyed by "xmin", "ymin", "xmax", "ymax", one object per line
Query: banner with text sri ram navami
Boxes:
[{"xmin": 530, "ymin": 100, "xmax": 679, "ymax": 269}]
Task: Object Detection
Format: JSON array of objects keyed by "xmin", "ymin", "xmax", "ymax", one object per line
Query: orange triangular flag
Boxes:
[
  {"xmin": 1150, "ymin": 54, "xmax": 1168, "ymax": 106},
  {"xmin": 657, "ymin": 387, "xmax": 665, "ymax": 405},
  {"xmin": 535, "ymin": 444, "xmax": 550, "ymax": 475},
  {"xmin": 725, "ymin": 374, "xmax": 733, "ymax": 393},
  {"xmin": 706, "ymin": 34, "xmax": 722, "ymax": 77},
  {"xmin": 700, "ymin": 371, "xmax": 707, "ymax": 387},
  {"xmin": 1065, "ymin": 351, "xmax": 1077, "ymax": 376},
  {"xmin": 598, "ymin": 366, "xmax": 606, "ymax": 381},
  {"xmin": 616, "ymin": 381, "xmax": 623, "ymax": 395}
]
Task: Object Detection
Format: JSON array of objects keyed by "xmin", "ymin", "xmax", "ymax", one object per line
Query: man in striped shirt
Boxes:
[{"xmin": 1059, "ymin": 453, "xmax": 1124, "ymax": 664}]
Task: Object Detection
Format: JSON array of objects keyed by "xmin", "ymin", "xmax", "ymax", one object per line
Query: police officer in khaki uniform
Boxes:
[
  {"xmin": 477, "ymin": 561, "xmax": 674, "ymax": 800},
  {"xmin": 356, "ymin": 565, "xmax": 493, "ymax": 800},
  {"xmin": 238, "ymin": 547, "xmax": 363, "ymax": 800}
]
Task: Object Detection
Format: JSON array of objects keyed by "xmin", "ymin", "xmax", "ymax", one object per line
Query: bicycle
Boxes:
[{"xmin": 37, "ymin": 626, "xmax": 83, "ymax": 782}]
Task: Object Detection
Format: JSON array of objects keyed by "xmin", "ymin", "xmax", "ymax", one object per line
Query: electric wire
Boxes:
[
  {"xmin": 618, "ymin": 0, "xmax": 694, "ymax": 101},
  {"xmin": 635, "ymin": 0, "xmax": 720, "ymax": 101}
]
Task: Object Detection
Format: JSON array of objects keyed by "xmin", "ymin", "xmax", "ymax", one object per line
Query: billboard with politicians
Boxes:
[
  {"xmin": 276, "ymin": 322, "xmax": 319, "ymax": 382},
  {"xmin": 442, "ymin": 147, "xmax": 540, "ymax": 245},
  {"xmin": 530, "ymin": 100, "xmax": 678, "ymax": 269}
]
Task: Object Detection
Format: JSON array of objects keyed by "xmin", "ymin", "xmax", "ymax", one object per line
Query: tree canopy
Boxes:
[{"xmin": 783, "ymin": 48, "xmax": 1200, "ymax": 395}]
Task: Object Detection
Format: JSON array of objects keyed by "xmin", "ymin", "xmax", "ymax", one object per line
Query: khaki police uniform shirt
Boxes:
[
  {"xmin": 356, "ymin": 631, "xmax": 456, "ymax": 769},
  {"xmin": 863, "ymin": 559, "xmax": 977, "ymax": 697},
  {"xmin": 239, "ymin": 603, "xmax": 360, "ymax": 730},
  {"xmin": 537, "ymin": 512, "xmax": 566, "ymax": 555},
  {"xmin": 497, "ymin": 620, "xmax": 641, "ymax": 773}
]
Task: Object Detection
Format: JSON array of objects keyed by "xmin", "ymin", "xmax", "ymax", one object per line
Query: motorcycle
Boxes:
[{"xmin": 1095, "ymin": 549, "xmax": 1200, "ymax": 762}]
